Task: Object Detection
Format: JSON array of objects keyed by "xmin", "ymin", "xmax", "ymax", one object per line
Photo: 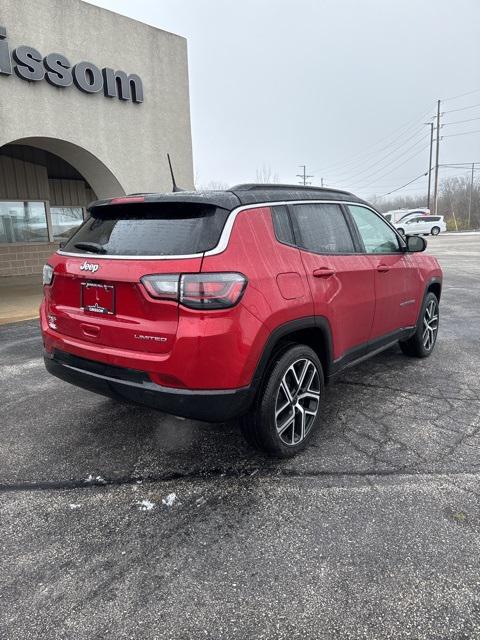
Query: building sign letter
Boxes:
[{"xmin": 0, "ymin": 27, "xmax": 144, "ymax": 103}]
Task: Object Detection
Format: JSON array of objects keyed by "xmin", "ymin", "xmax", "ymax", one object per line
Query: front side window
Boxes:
[
  {"xmin": 50, "ymin": 207, "xmax": 85, "ymax": 241},
  {"xmin": 0, "ymin": 201, "xmax": 48, "ymax": 243},
  {"xmin": 290, "ymin": 203, "xmax": 355, "ymax": 254},
  {"xmin": 348, "ymin": 205, "xmax": 401, "ymax": 254}
]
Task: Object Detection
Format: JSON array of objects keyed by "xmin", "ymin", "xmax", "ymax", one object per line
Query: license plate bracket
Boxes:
[{"xmin": 81, "ymin": 282, "xmax": 115, "ymax": 315}]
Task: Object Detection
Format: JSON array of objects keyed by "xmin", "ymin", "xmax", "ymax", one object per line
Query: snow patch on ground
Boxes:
[
  {"xmin": 162, "ymin": 493, "xmax": 177, "ymax": 507},
  {"xmin": 84, "ymin": 474, "xmax": 106, "ymax": 484},
  {"xmin": 138, "ymin": 499, "xmax": 155, "ymax": 511}
]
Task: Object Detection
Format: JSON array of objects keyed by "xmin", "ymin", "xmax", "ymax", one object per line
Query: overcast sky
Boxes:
[{"xmin": 89, "ymin": 0, "xmax": 480, "ymax": 199}]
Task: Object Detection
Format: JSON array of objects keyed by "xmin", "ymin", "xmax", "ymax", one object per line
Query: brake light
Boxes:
[
  {"xmin": 181, "ymin": 273, "xmax": 247, "ymax": 309},
  {"xmin": 110, "ymin": 196, "xmax": 145, "ymax": 204},
  {"xmin": 141, "ymin": 273, "xmax": 247, "ymax": 310}
]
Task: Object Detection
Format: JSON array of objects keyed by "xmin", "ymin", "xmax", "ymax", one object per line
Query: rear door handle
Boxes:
[
  {"xmin": 313, "ymin": 267, "xmax": 336, "ymax": 278},
  {"xmin": 377, "ymin": 264, "xmax": 390, "ymax": 273}
]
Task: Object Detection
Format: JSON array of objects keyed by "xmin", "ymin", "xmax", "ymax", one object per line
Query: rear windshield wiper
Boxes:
[{"xmin": 73, "ymin": 242, "xmax": 107, "ymax": 254}]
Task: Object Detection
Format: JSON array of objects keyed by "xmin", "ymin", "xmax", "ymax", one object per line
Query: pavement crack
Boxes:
[
  {"xmin": 338, "ymin": 379, "xmax": 480, "ymax": 403},
  {"xmin": 2, "ymin": 467, "xmax": 480, "ymax": 494}
]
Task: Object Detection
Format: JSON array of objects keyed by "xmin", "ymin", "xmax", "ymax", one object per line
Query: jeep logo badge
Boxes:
[{"xmin": 80, "ymin": 261, "xmax": 99, "ymax": 273}]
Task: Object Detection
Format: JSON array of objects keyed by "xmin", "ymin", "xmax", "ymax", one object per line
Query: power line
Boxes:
[
  {"xmin": 313, "ymin": 104, "xmax": 434, "ymax": 173},
  {"xmin": 316, "ymin": 120, "xmax": 427, "ymax": 175},
  {"xmin": 345, "ymin": 142, "xmax": 431, "ymax": 190},
  {"xmin": 439, "ymin": 162, "xmax": 480, "ymax": 167},
  {"xmin": 442, "ymin": 88, "xmax": 480, "ymax": 102},
  {"xmin": 377, "ymin": 172, "xmax": 428, "ymax": 197},
  {"xmin": 350, "ymin": 161, "xmax": 480, "ymax": 195},
  {"xmin": 442, "ymin": 102, "xmax": 480, "ymax": 114},
  {"xmin": 328, "ymin": 129, "xmax": 430, "ymax": 182},
  {"xmin": 442, "ymin": 116, "xmax": 480, "ymax": 126},
  {"xmin": 442, "ymin": 129, "xmax": 480, "ymax": 138}
]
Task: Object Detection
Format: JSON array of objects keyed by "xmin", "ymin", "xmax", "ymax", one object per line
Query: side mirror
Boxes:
[{"xmin": 406, "ymin": 235, "xmax": 427, "ymax": 252}]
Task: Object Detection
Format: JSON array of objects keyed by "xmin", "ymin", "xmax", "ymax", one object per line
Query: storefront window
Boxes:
[
  {"xmin": 0, "ymin": 201, "xmax": 48, "ymax": 243},
  {"xmin": 50, "ymin": 207, "xmax": 85, "ymax": 241}
]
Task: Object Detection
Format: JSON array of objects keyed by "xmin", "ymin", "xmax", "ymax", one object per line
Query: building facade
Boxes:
[{"xmin": 0, "ymin": 0, "xmax": 193, "ymax": 276}]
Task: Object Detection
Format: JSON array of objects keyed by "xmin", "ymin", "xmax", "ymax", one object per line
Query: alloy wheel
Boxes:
[
  {"xmin": 423, "ymin": 299, "xmax": 439, "ymax": 351},
  {"xmin": 274, "ymin": 358, "xmax": 320, "ymax": 446}
]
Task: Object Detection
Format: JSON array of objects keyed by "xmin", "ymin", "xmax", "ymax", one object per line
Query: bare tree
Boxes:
[
  {"xmin": 255, "ymin": 165, "xmax": 279, "ymax": 184},
  {"xmin": 196, "ymin": 179, "xmax": 229, "ymax": 191}
]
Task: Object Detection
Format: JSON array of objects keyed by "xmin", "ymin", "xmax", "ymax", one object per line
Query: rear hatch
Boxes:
[{"xmin": 45, "ymin": 200, "xmax": 230, "ymax": 354}]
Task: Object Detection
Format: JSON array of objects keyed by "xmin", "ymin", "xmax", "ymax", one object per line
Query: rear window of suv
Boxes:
[{"xmin": 62, "ymin": 203, "xmax": 230, "ymax": 256}]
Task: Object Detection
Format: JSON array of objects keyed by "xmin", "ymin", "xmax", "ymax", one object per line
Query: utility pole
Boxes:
[
  {"xmin": 321, "ymin": 177, "xmax": 325, "ymax": 187},
  {"xmin": 468, "ymin": 162, "xmax": 475, "ymax": 229},
  {"xmin": 433, "ymin": 100, "xmax": 441, "ymax": 215},
  {"xmin": 296, "ymin": 165, "xmax": 313, "ymax": 186},
  {"xmin": 425, "ymin": 121, "xmax": 434, "ymax": 210}
]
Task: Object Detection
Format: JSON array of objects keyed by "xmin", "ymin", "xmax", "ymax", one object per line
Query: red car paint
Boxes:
[{"xmin": 40, "ymin": 188, "xmax": 442, "ymax": 422}]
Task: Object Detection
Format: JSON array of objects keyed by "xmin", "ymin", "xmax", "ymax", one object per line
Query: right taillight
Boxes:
[{"xmin": 141, "ymin": 272, "xmax": 247, "ymax": 310}]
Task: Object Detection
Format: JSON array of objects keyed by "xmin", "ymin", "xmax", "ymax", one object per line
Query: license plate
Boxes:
[{"xmin": 81, "ymin": 282, "xmax": 115, "ymax": 315}]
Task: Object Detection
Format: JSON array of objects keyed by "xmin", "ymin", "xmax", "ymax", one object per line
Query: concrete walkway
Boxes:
[{"xmin": 0, "ymin": 275, "xmax": 42, "ymax": 325}]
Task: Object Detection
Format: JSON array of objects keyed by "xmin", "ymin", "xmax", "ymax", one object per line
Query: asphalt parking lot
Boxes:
[{"xmin": 1, "ymin": 234, "xmax": 479, "ymax": 640}]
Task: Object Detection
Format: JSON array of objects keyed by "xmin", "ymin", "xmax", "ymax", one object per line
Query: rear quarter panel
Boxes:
[
  {"xmin": 202, "ymin": 206, "xmax": 314, "ymax": 330},
  {"xmin": 199, "ymin": 206, "xmax": 314, "ymax": 386}
]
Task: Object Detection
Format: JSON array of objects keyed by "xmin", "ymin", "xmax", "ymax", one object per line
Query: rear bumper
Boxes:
[{"xmin": 44, "ymin": 350, "xmax": 254, "ymax": 423}]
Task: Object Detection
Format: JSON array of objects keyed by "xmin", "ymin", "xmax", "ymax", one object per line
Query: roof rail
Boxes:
[{"xmin": 229, "ymin": 183, "xmax": 353, "ymax": 196}]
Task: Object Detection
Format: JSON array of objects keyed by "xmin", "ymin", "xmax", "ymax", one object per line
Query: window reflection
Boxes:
[
  {"xmin": 0, "ymin": 201, "xmax": 48, "ymax": 243},
  {"xmin": 50, "ymin": 207, "xmax": 84, "ymax": 241}
]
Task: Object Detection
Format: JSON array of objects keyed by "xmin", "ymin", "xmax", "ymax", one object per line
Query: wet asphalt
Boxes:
[{"xmin": 1, "ymin": 234, "xmax": 479, "ymax": 639}]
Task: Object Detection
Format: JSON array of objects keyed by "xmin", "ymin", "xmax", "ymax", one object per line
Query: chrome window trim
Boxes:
[
  {"xmin": 57, "ymin": 199, "xmax": 390, "ymax": 260},
  {"xmin": 56, "ymin": 250, "xmax": 206, "ymax": 260}
]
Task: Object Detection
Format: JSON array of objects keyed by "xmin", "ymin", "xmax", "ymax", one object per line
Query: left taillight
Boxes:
[
  {"xmin": 42, "ymin": 264, "xmax": 54, "ymax": 286},
  {"xmin": 141, "ymin": 274, "xmax": 179, "ymax": 300},
  {"xmin": 141, "ymin": 272, "xmax": 247, "ymax": 310}
]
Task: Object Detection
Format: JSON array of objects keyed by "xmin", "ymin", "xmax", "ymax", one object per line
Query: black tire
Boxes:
[
  {"xmin": 431, "ymin": 226, "xmax": 440, "ymax": 236},
  {"xmin": 241, "ymin": 344, "xmax": 324, "ymax": 457},
  {"xmin": 399, "ymin": 291, "xmax": 439, "ymax": 358},
  {"xmin": 397, "ymin": 227, "xmax": 405, "ymax": 236}
]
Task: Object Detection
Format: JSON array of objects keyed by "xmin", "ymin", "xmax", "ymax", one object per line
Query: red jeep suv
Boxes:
[{"xmin": 41, "ymin": 184, "xmax": 442, "ymax": 457}]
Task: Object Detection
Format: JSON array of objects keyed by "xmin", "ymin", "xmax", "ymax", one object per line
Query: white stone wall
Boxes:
[{"xmin": 0, "ymin": 0, "xmax": 194, "ymax": 197}]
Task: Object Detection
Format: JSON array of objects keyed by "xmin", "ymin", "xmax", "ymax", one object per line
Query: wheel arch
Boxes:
[
  {"xmin": 251, "ymin": 317, "xmax": 334, "ymax": 390},
  {"xmin": 426, "ymin": 278, "xmax": 442, "ymax": 302}
]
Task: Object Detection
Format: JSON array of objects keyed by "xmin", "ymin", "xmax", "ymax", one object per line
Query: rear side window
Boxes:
[
  {"xmin": 62, "ymin": 203, "xmax": 230, "ymax": 256},
  {"xmin": 271, "ymin": 205, "xmax": 294, "ymax": 245},
  {"xmin": 290, "ymin": 203, "xmax": 355, "ymax": 254}
]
